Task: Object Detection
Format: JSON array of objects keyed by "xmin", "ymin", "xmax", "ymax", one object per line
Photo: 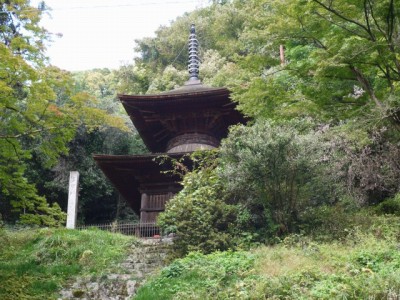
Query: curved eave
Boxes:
[
  {"xmin": 118, "ymin": 87, "xmax": 230, "ymax": 105},
  {"xmin": 118, "ymin": 85, "xmax": 229, "ymax": 102},
  {"xmin": 118, "ymin": 87, "xmax": 244, "ymax": 153},
  {"xmin": 93, "ymin": 152, "xmax": 187, "ymax": 162}
]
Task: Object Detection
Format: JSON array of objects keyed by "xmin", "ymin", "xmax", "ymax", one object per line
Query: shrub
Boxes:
[
  {"xmin": 375, "ymin": 194, "xmax": 400, "ymax": 215},
  {"xmin": 158, "ymin": 156, "xmax": 239, "ymax": 257},
  {"xmin": 218, "ymin": 119, "xmax": 335, "ymax": 235},
  {"xmin": 325, "ymin": 126, "xmax": 400, "ymax": 204},
  {"xmin": 298, "ymin": 204, "xmax": 372, "ymax": 241}
]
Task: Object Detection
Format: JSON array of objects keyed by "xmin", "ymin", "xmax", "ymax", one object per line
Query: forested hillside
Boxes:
[
  {"xmin": 125, "ymin": 0, "xmax": 400, "ymax": 252},
  {"xmin": 0, "ymin": 1, "xmax": 146, "ymax": 225},
  {"xmin": 1, "ymin": 0, "xmax": 400, "ymax": 299},
  {"xmin": 1, "ymin": 0, "xmax": 399, "ymax": 235}
]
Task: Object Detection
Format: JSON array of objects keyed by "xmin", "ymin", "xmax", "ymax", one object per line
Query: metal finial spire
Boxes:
[{"xmin": 188, "ymin": 24, "xmax": 200, "ymax": 81}]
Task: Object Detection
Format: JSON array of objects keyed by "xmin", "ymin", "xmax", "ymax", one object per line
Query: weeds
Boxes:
[
  {"xmin": 135, "ymin": 251, "xmax": 255, "ymax": 300},
  {"xmin": 0, "ymin": 228, "xmax": 134, "ymax": 300},
  {"xmin": 136, "ymin": 215, "xmax": 400, "ymax": 299}
]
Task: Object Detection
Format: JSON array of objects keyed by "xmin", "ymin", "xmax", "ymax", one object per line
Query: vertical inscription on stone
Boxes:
[{"xmin": 66, "ymin": 171, "xmax": 79, "ymax": 229}]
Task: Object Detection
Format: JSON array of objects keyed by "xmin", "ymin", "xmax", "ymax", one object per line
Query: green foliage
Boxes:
[
  {"xmin": 234, "ymin": 0, "xmax": 400, "ymax": 124},
  {"xmin": 232, "ymin": 71, "xmax": 319, "ymax": 120},
  {"xmin": 135, "ymin": 251, "xmax": 255, "ymax": 300},
  {"xmin": 16, "ymin": 66, "xmax": 147, "ymax": 224},
  {"xmin": 113, "ymin": 64, "xmax": 151, "ymax": 94},
  {"xmin": 28, "ymin": 125, "xmax": 145, "ymax": 224},
  {"xmin": 0, "ymin": 150, "xmax": 66, "ymax": 226},
  {"xmin": 219, "ymin": 119, "xmax": 335, "ymax": 235},
  {"xmin": 128, "ymin": 0, "xmax": 398, "ymax": 124},
  {"xmin": 158, "ymin": 151, "xmax": 241, "ymax": 257},
  {"xmin": 129, "ymin": 0, "xmax": 398, "ymax": 244},
  {"xmin": 217, "ymin": 119, "xmax": 399, "ymax": 239},
  {"xmin": 129, "ymin": 0, "xmax": 400, "ymax": 125},
  {"xmin": 321, "ymin": 125, "xmax": 400, "ymax": 204},
  {"xmin": 147, "ymin": 65, "xmax": 187, "ymax": 93},
  {"xmin": 0, "ymin": 228, "xmax": 134, "ymax": 300},
  {"xmin": 0, "ymin": 2, "xmax": 132, "ymax": 225},
  {"xmin": 375, "ymin": 193, "xmax": 400, "ymax": 216},
  {"xmin": 135, "ymin": 2, "xmax": 246, "ymax": 69},
  {"xmin": 132, "ymin": 1, "xmax": 248, "ymax": 93},
  {"xmin": 159, "ymin": 120, "xmax": 400, "ymax": 254},
  {"xmin": 259, "ymin": 226, "xmax": 400, "ymax": 299},
  {"xmin": 297, "ymin": 203, "xmax": 391, "ymax": 242},
  {"xmin": 138, "ymin": 216, "xmax": 400, "ymax": 299},
  {"xmin": 0, "ymin": 29, "xmax": 73, "ymax": 224}
]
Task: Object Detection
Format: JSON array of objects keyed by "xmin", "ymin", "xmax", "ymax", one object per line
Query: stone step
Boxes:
[{"xmin": 58, "ymin": 239, "xmax": 173, "ymax": 299}]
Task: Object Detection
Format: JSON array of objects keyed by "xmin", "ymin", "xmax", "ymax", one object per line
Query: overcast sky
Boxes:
[{"xmin": 33, "ymin": 0, "xmax": 207, "ymax": 71}]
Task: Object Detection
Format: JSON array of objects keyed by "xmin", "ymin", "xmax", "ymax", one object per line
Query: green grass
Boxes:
[
  {"xmin": 2, "ymin": 215, "xmax": 399, "ymax": 299},
  {"xmin": 0, "ymin": 227, "xmax": 135, "ymax": 300},
  {"xmin": 135, "ymin": 215, "xmax": 400, "ymax": 300},
  {"xmin": 135, "ymin": 250, "xmax": 255, "ymax": 300}
]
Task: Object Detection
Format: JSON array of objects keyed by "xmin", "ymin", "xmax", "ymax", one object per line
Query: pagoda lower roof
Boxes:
[{"xmin": 93, "ymin": 153, "xmax": 187, "ymax": 214}]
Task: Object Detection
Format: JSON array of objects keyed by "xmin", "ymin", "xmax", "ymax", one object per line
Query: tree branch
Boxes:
[
  {"xmin": 313, "ymin": 11, "xmax": 369, "ymax": 39},
  {"xmin": 349, "ymin": 65, "xmax": 383, "ymax": 107},
  {"xmin": 4, "ymin": 138, "xmax": 22, "ymax": 160},
  {"xmin": 0, "ymin": 127, "xmax": 57, "ymax": 139},
  {"xmin": 297, "ymin": 16, "xmax": 328, "ymax": 49},
  {"xmin": 387, "ymin": 0, "xmax": 395, "ymax": 40},
  {"xmin": 312, "ymin": 0, "xmax": 373, "ymax": 39},
  {"xmin": 363, "ymin": 0, "xmax": 375, "ymax": 41},
  {"xmin": 367, "ymin": 0, "xmax": 388, "ymax": 40},
  {"xmin": 5, "ymin": 105, "xmax": 38, "ymax": 126}
]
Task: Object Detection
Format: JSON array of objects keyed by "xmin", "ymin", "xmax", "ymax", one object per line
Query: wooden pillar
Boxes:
[{"xmin": 140, "ymin": 193, "xmax": 148, "ymax": 223}]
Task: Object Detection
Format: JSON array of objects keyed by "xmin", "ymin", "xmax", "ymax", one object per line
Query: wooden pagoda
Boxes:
[{"xmin": 94, "ymin": 25, "xmax": 245, "ymax": 224}]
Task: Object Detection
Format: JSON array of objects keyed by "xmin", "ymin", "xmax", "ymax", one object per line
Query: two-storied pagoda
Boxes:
[{"xmin": 94, "ymin": 25, "xmax": 245, "ymax": 224}]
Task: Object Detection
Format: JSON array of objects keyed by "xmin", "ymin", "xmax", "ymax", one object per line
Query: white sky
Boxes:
[{"xmin": 32, "ymin": 0, "xmax": 207, "ymax": 71}]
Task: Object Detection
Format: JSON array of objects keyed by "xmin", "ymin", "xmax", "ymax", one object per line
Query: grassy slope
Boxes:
[
  {"xmin": 1, "ymin": 215, "xmax": 399, "ymax": 300},
  {"xmin": 0, "ymin": 228, "xmax": 135, "ymax": 300},
  {"xmin": 135, "ymin": 215, "xmax": 400, "ymax": 300}
]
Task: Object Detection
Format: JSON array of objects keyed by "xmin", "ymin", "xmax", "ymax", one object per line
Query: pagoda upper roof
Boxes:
[
  {"xmin": 118, "ymin": 82, "xmax": 245, "ymax": 153},
  {"xmin": 119, "ymin": 81, "xmax": 229, "ymax": 104}
]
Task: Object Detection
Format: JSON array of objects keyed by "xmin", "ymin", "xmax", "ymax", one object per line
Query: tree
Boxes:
[
  {"xmin": 133, "ymin": 1, "xmax": 248, "ymax": 90},
  {"xmin": 234, "ymin": 0, "xmax": 400, "ymax": 125},
  {"xmin": 0, "ymin": 1, "xmax": 128, "ymax": 225},
  {"xmin": 218, "ymin": 120, "xmax": 342, "ymax": 234},
  {"xmin": 112, "ymin": 64, "xmax": 151, "ymax": 95},
  {"xmin": 24, "ymin": 67, "xmax": 148, "ymax": 224}
]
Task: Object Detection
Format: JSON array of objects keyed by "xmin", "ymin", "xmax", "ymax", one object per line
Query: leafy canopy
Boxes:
[
  {"xmin": 234, "ymin": 0, "xmax": 400, "ymax": 123},
  {"xmin": 0, "ymin": 1, "xmax": 129, "ymax": 225}
]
